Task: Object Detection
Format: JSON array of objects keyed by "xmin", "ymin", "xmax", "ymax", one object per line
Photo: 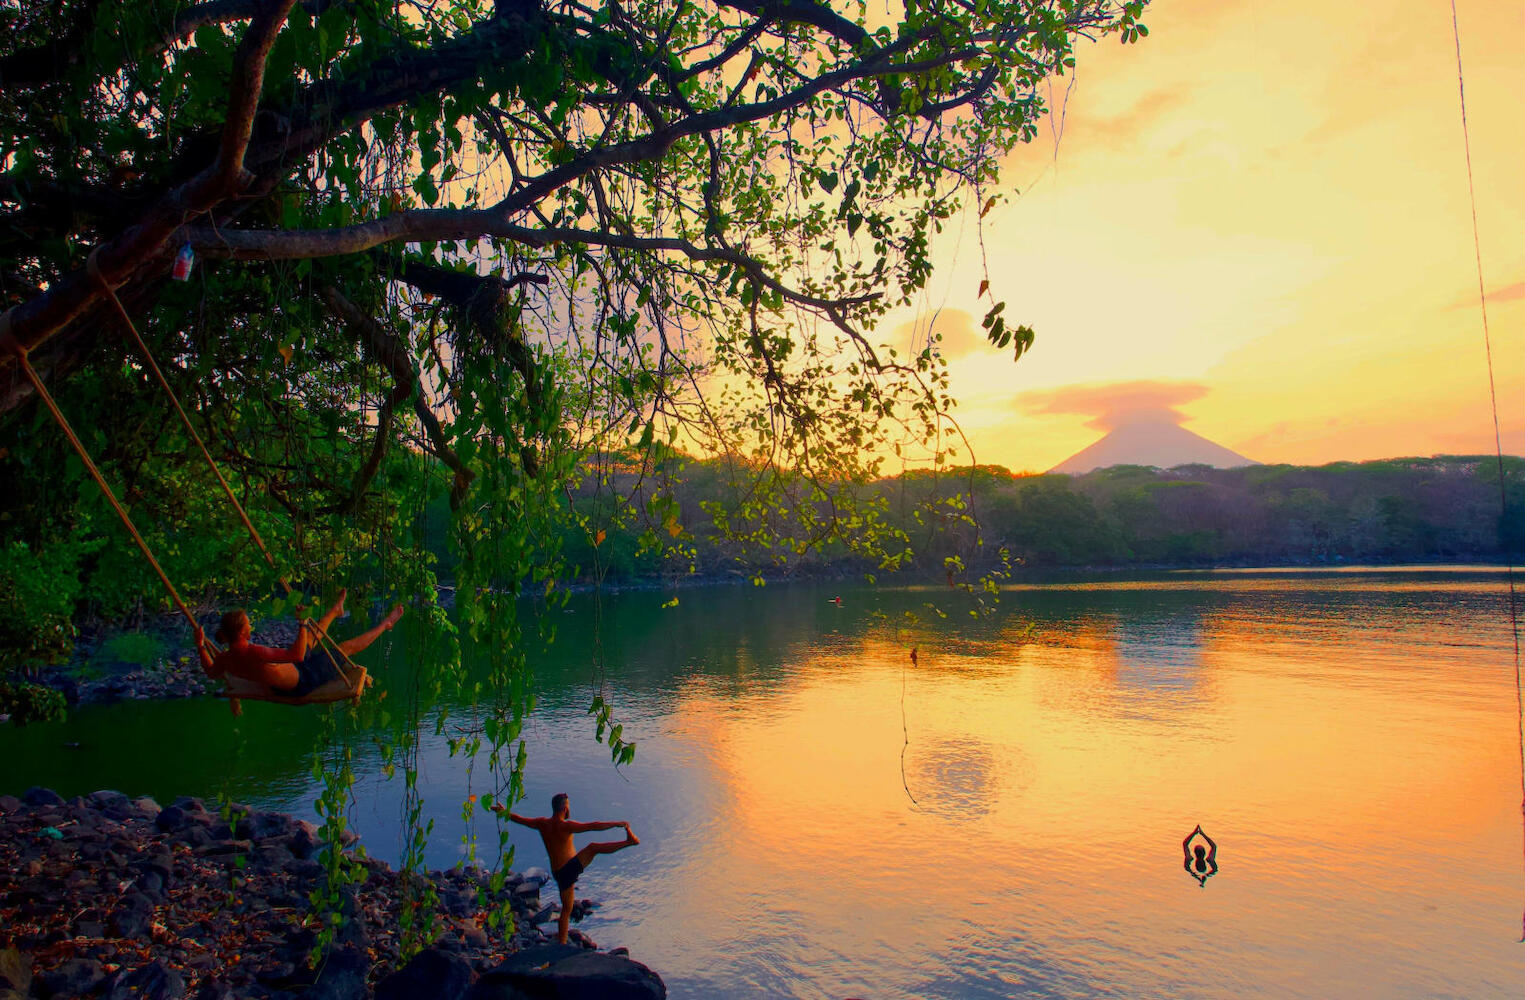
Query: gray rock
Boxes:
[
  {"xmin": 456, "ymin": 920, "xmax": 491, "ymax": 951},
  {"xmin": 252, "ymin": 844, "xmax": 294, "ymax": 871},
  {"xmin": 480, "ymin": 945, "xmax": 583, "ymax": 976},
  {"xmin": 286, "ymin": 858, "xmax": 323, "ymax": 881},
  {"xmin": 302, "ymin": 946, "xmax": 368, "ymax": 1000},
  {"xmin": 192, "ymin": 980, "xmax": 236, "ymax": 1000},
  {"xmin": 36, "ymin": 958, "xmax": 108, "ymax": 998},
  {"xmin": 442, "ymin": 886, "xmax": 478, "ymax": 917},
  {"xmin": 465, "ymin": 980, "xmax": 536, "ymax": 1000},
  {"xmin": 136, "ymin": 868, "xmax": 168, "ymax": 901},
  {"xmin": 375, "ymin": 948, "xmax": 473, "ymax": 1000},
  {"xmin": 287, "ymin": 820, "xmax": 321, "ymax": 860},
  {"xmin": 141, "ymin": 850, "xmax": 174, "ymax": 875},
  {"xmin": 87, "ymin": 789, "xmax": 130, "ymax": 812},
  {"xmin": 0, "ymin": 794, "xmax": 23, "ymax": 813},
  {"xmin": 131, "ymin": 796, "xmax": 163, "ymax": 820},
  {"xmin": 105, "ymin": 961, "xmax": 186, "ymax": 1000},
  {"xmin": 109, "ymin": 892, "xmax": 156, "ymax": 939},
  {"xmin": 156, "ymin": 804, "xmax": 210, "ymax": 833},
  {"xmin": 237, "ymin": 811, "xmax": 298, "ymax": 843},
  {"xmin": 25, "ymin": 786, "xmax": 65, "ymax": 807},
  {"xmin": 179, "ymin": 826, "xmax": 214, "ymax": 848},
  {"xmin": 473, "ymin": 947, "xmax": 664, "ymax": 1000}
]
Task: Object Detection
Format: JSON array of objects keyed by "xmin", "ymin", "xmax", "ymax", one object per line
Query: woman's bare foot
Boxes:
[
  {"xmin": 622, "ymin": 823, "xmax": 639, "ymax": 846},
  {"xmin": 382, "ymin": 603, "xmax": 405, "ymax": 629},
  {"xmin": 333, "ymin": 587, "xmax": 347, "ymax": 616}
]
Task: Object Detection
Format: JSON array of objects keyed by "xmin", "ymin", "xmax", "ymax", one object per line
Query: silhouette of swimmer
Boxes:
[{"xmin": 1182, "ymin": 824, "xmax": 1218, "ymax": 886}]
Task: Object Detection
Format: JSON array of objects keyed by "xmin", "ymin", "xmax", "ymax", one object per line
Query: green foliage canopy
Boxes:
[{"xmin": 0, "ymin": 0, "xmax": 1148, "ymax": 927}]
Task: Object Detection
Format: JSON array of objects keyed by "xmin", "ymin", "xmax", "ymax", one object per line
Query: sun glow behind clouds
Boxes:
[{"xmin": 882, "ymin": 0, "xmax": 1525, "ymax": 473}]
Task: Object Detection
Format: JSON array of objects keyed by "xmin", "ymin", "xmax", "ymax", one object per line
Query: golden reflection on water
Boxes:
[
  {"xmin": 598, "ymin": 578, "xmax": 1525, "ymax": 998},
  {"xmin": 7, "ymin": 573, "xmax": 1521, "ymax": 996}
]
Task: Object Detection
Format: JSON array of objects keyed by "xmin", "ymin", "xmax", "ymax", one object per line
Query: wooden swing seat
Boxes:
[{"xmin": 215, "ymin": 669, "xmax": 367, "ymax": 706}]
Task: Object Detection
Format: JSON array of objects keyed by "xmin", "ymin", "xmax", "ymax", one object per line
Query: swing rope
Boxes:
[
  {"xmin": 1447, "ymin": 0, "xmax": 1525, "ymax": 942},
  {"xmin": 3, "ymin": 253, "xmax": 368, "ymax": 710},
  {"xmin": 86, "ymin": 255, "xmax": 367, "ymax": 695},
  {"xmin": 88, "ymin": 251, "xmax": 287, "ymax": 586},
  {"xmin": 0, "ymin": 314, "xmax": 207, "ymax": 643}
]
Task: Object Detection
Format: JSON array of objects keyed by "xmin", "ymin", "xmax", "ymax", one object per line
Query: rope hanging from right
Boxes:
[{"xmin": 1446, "ymin": 0, "xmax": 1525, "ymax": 942}]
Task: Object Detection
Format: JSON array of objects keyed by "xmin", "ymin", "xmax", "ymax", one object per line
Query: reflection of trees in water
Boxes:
[
  {"xmin": 904, "ymin": 738, "xmax": 1023, "ymax": 819},
  {"xmin": 1110, "ymin": 607, "xmax": 1206, "ymax": 696}
]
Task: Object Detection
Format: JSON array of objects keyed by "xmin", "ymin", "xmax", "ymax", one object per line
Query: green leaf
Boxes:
[{"xmin": 0, "ymin": 949, "xmax": 31, "ymax": 995}]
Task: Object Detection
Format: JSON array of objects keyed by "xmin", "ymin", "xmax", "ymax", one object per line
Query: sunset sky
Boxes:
[{"xmin": 884, "ymin": 0, "xmax": 1525, "ymax": 473}]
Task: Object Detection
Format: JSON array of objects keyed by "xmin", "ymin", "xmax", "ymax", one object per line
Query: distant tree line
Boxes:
[{"xmin": 514, "ymin": 455, "xmax": 1525, "ymax": 583}]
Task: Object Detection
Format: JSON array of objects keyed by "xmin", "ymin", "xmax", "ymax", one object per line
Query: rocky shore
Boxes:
[
  {"xmin": 0, "ymin": 788, "xmax": 664, "ymax": 1000},
  {"xmin": 35, "ymin": 657, "xmax": 213, "ymax": 710}
]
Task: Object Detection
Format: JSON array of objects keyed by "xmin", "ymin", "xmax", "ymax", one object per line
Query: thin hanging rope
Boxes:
[
  {"xmin": 88, "ymin": 250, "xmax": 290, "ymax": 592},
  {"xmin": 85, "ymin": 256, "xmax": 365, "ymax": 691},
  {"xmin": 1447, "ymin": 0, "xmax": 1525, "ymax": 942},
  {"xmin": 1, "ymin": 320, "xmax": 206, "ymax": 641}
]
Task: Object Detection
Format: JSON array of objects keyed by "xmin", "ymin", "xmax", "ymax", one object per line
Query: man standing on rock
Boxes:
[{"xmin": 497, "ymin": 793, "xmax": 639, "ymax": 944}]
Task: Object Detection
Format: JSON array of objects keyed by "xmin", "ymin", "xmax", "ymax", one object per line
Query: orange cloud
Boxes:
[
  {"xmin": 890, "ymin": 309, "xmax": 986, "ymax": 359},
  {"xmin": 1068, "ymin": 85, "xmax": 1195, "ymax": 149},
  {"xmin": 1014, "ymin": 380, "xmax": 1209, "ymax": 431},
  {"xmin": 1449, "ymin": 279, "xmax": 1525, "ymax": 309}
]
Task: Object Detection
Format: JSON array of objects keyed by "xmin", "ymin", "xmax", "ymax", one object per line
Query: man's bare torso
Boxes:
[{"xmin": 536, "ymin": 818, "xmax": 580, "ymax": 869}]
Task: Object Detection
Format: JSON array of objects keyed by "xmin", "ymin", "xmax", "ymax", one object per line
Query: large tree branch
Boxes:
[
  {"xmin": 185, "ymin": 215, "xmax": 878, "ymax": 316},
  {"xmin": 0, "ymin": 0, "xmax": 297, "ymax": 373},
  {"xmin": 1, "ymin": 0, "xmax": 340, "ymax": 91},
  {"xmin": 390, "ymin": 260, "xmax": 549, "ymax": 478},
  {"xmin": 316, "ymin": 284, "xmax": 416, "ymax": 515},
  {"xmin": 0, "ymin": 0, "xmax": 106, "ymax": 89},
  {"xmin": 318, "ymin": 283, "xmax": 478, "ymax": 507}
]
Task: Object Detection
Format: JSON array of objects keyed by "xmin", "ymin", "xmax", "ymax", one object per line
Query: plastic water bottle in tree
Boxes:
[{"xmin": 171, "ymin": 244, "xmax": 195, "ymax": 281}]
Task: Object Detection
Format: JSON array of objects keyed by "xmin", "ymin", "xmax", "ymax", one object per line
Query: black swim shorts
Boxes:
[
  {"xmin": 283, "ymin": 648, "xmax": 342, "ymax": 697},
  {"xmin": 552, "ymin": 856, "xmax": 585, "ymax": 892}
]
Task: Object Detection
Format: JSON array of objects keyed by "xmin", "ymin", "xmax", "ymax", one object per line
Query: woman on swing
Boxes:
[{"xmin": 195, "ymin": 589, "xmax": 403, "ymax": 699}]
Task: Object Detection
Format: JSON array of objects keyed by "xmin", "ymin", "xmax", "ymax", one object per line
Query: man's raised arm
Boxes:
[{"xmin": 493, "ymin": 806, "xmax": 544, "ymax": 829}]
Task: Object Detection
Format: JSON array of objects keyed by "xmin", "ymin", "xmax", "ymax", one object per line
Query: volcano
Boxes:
[{"xmin": 1050, "ymin": 416, "xmax": 1256, "ymax": 474}]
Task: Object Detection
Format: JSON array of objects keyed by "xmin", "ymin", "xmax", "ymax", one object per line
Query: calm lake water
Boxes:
[{"xmin": 6, "ymin": 567, "xmax": 1525, "ymax": 998}]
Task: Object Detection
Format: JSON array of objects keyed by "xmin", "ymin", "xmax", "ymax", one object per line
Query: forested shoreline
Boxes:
[{"xmin": 546, "ymin": 454, "xmax": 1525, "ymax": 583}]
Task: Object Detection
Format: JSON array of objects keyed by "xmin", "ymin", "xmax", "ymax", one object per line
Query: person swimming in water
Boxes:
[
  {"xmin": 195, "ymin": 588, "xmax": 402, "ymax": 697},
  {"xmin": 497, "ymin": 792, "xmax": 639, "ymax": 944},
  {"xmin": 1182, "ymin": 824, "xmax": 1218, "ymax": 886}
]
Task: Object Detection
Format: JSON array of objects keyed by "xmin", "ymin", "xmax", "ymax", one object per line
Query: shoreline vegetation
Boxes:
[
  {"xmin": 541, "ymin": 454, "xmax": 1525, "ymax": 586},
  {"xmin": 4, "ymin": 451, "xmax": 1521, "ymax": 721},
  {"xmin": 0, "ymin": 789, "xmax": 665, "ymax": 1000}
]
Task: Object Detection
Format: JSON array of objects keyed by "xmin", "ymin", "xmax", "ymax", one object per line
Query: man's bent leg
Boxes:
[
  {"xmin": 572, "ymin": 828, "xmax": 639, "ymax": 869},
  {"xmin": 557, "ymin": 885, "xmax": 574, "ymax": 945},
  {"xmin": 337, "ymin": 604, "xmax": 404, "ymax": 657}
]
